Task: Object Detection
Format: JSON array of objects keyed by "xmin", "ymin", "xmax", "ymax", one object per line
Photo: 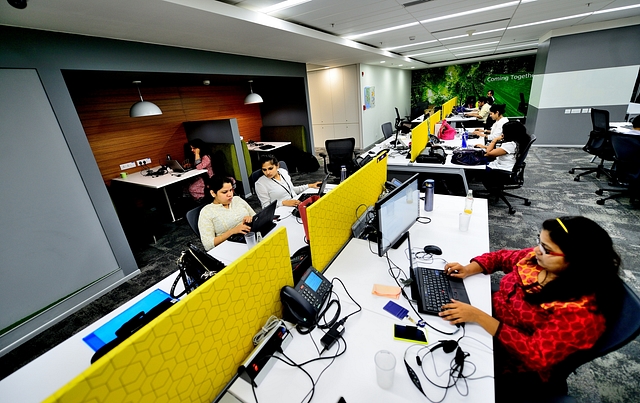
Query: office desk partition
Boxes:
[
  {"xmin": 227, "ymin": 195, "xmax": 494, "ymax": 402},
  {"xmin": 112, "ymin": 167, "xmax": 207, "ymax": 221}
]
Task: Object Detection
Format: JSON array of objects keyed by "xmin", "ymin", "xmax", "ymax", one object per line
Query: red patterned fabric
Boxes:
[{"xmin": 472, "ymin": 248, "xmax": 606, "ymax": 381}]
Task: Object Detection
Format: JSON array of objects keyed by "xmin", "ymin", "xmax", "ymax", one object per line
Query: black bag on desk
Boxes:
[
  {"xmin": 170, "ymin": 244, "xmax": 226, "ymax": 298},
  {"xmin": 415, "ymin": 145, "xmax": 446, "ymax": 164},
  {"xmin": 451, "ymin": 149, "xmax": 489, "ymax": 166}
]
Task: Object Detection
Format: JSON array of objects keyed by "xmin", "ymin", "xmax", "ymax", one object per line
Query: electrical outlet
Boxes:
[
  {"xmin": 120, "ymin": 162, "xmax": 136, "ymax": 170},
  {"xmin": 136, "ymin": 158, "xmax": 152, "ymax": 166}
]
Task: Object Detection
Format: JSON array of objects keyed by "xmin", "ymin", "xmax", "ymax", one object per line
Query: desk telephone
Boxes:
[{"xmin": 281, "ymin": 266, "xmax": 332, "ymax": 327}]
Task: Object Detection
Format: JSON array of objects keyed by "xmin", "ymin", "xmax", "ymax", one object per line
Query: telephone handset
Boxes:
[{"xmin": 281, "ymin": 266, "xmax": 332, "ymax": 327}]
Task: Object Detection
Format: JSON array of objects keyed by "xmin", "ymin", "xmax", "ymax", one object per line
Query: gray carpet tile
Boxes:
[{"xmin": 1, "ymin": 147, "xmax": 639, "ymax": 403}]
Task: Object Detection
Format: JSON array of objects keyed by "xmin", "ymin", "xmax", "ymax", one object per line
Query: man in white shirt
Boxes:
[
  {"xmin": 465, "ymin": 96, "xmax": 491, "ymax": 123},
  {"xmin": 473, "ymin": 104, "xmax": 508, "ymax": 140}
]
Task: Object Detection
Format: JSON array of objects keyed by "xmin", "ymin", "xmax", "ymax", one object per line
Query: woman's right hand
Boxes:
[
  {"xmin": 443, "ymin": 261, "xmax": 483, "ymax": 279},
  {"xmin": 233, "ymin": 222, "xmax": 252, "ymax": 235},
  {"xmin": 282, "ymin": 199, "xmax": 301, "ymax": 207}
]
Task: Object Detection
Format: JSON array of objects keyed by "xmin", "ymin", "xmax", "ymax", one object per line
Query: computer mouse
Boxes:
[{"xmin": 423, "ymin": 245, "xmax": 442, "ymax": 255}]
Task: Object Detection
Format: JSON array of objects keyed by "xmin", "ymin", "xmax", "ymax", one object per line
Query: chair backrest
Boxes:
[
  {"xmin": 513, "ymin": 135, "xmax": 537, "ymax": 172},
  {"xmin": 186, "ymin": 203, "xmax": 207, "ymax": 238},
  {"xmin": 591, "ymin": 108, "xmax": 610, "ymax": 132},
  {"xmin": 325, "ymin": 138, "xmax": 356, "ymax": 175},
  {"xmin": 506, "ymin": 135, "xmax": 536, "ymax": 188},
  {"xmin": 554, "ymin": 281, "xmax": 640, "ymax": 379},
  {"xmin": 610, "ymin": 132, "xmax": 640, "ymax": 183},
  {"xmin": 381, "ymin": 122, "xmax": 394, "ymax": 139}
]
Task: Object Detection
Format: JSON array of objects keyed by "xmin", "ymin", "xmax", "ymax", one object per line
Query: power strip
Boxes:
[{"xmin": 238, "ymin": 321, "xmax": 292, "ymax": 386}]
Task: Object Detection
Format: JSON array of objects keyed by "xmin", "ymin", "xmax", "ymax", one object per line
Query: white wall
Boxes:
[
  {"xmin": 308, "ymin": 64, "xmax": 411, "ymax": 150},
  {"xmin": 360, "ymin": 65, "xmax": 411, "ymax": 149}
]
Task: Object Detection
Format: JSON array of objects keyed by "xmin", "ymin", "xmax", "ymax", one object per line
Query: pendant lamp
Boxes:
[
  {"xmin": 130, "ymin": 81, "xmax": 162, "ymax": 118},
  {"xmin": 244, "ymin": 80, "xmax": 263, "ymax": 105}
]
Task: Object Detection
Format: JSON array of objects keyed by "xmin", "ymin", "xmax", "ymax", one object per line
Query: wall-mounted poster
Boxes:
[
  {"xmin": 411, "ymin": 55, "xmax": 535, "ymax": 119},
  {"xmin": 364, "ymin": 86, "xmax": 375, "ymax": 109}
]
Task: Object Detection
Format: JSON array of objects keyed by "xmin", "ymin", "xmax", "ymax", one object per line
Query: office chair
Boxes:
[
  {"xmin": 249, "ymin": 161, "xmax": 288, "ymax": 193},
  {"xmin": 381, "ymin": 122, "xmax": 394, "ymax": 139},
  {"xmin": 568, "ymin": 108, "xmax": 615, "ymax": 181},
  {"xmin": 319, "ymin": 138, "xmax": 357, "ymax": 177},
  {"xmin": 186, "ymin": 203, "xmax": 207, "ymax": 238},
  {"xmin": 595, "ymin": 132, "xmax": 640, "ymax": 205},
  {"xmin": 394, "ymin": 107, "xmax": 411, "ymax": 134},
  {"xmin": 481, "ymin": 135, "xmax": 537, "ymax": 215},
  {"xmin": 541, "ymin": 281, "xmax": 640, "ymax": 401}
]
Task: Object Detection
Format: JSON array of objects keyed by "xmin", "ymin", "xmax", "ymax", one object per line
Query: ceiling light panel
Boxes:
[{"xmin": 431, "ymin": 20, "xmax": 509, "ymax": 40}]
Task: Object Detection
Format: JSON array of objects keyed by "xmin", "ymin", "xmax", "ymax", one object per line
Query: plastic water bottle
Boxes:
[
  {"xmin": 166, "ymin": 154, "xmax": 171, "ymax": 161},
  {"xmin": 340, "ymin": 165, "xmax": 347, "ymax": 182},
  {"xmin": 464, "ymin": 190, "xmax": 474, "ymax": 214},
  {"xmin": 423, "ymin": 179, "xmax": 434, "ymax": 212},
  {"xmin": 461, "ymin": 131, "xmax": 468, "ymax": 148}
]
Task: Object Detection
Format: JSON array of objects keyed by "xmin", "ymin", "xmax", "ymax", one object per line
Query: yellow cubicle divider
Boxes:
[
  {"xmin": 306, "ymin": 153, "xmax": 388, "ymax": 271},
  {"xmin": 429, "ymin": 109, "xmax": 442, "ymax": 136},
  {"xmin": 410, "ymin": 120, "xmax": 430, "ymax": 163},
  {"xmin": 45, "ymin": 228, "xmax": 293, "ymax": 403}
]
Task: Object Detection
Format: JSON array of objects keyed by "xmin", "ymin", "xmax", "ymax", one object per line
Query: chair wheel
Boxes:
[
  {"xmin": 595, "ymin": 189, "xmax": 604, "ymax": 195},
  {"xmin": 508, "ymin": 208, "xmax": 516, "ymax": 215},
  {"xmin": 596, "ymin": 199, "xmax": 605, "ymax": 205},
  {"xmin": 568, "ymin": 169, "xmax": 575, "ymax": 174},
  {"xmin": 524, "ymin": 201, "xmax": 531, "ymax": 206},
  {"xmin": 574, "ymin": 177, "xmax": 580, "ymax": 182}
]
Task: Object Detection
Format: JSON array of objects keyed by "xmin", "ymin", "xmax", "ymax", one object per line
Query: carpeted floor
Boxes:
[{"xmin": 2, "ymin": 147, "xmax": 639, "ymax": 403}]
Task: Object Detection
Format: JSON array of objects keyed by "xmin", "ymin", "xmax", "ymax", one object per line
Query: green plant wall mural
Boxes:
[{"xmin": 411, "ymin": 55, "xmax": 536, "ymax": 118}]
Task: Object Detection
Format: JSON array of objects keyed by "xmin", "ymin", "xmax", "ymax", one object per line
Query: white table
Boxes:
[
  {"xmin": 610, "ymin": 121, "xmax": 635, "ymax": 134},
  {"xmin": 112, "ymin": 167, "xmax": 207, "ymax": 221},
  {"xmin": 227, "ymin": 194, "xmax": 494, "ymax": 402},
  {"xmin": 246, "ymin": 141, "xmax": 291, "ymax": 153},
  {"xmin": 370, "ymin": 137, "xmax": 486, "ymax": 195}
]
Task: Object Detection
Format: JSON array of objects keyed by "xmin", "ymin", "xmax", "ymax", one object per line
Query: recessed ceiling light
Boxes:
[
  {"xmin": 407, "ymin": 48, "xmax": 449, "ymax": 57},
  {"xmin": 508, "ymin": 13, "xmax": 591, "ymax": 29},
  {"xmin": 398, "ymin": 64, "xmax": 403, "ymax": 67},
  {"xmin": 420, "ymin": 1, "xmax": 522, "ymax": 24},
  {"xmin": 380, "ymin": 61, "xmax": 386, "ymax": 63},
  {"xmin": 383, "ymin": 39, "xmax": 437, "ymax": 51},
  {"xmin": 448, "ymin": 41, "xmax": 499, "ymax": 51},
  {"xmin": 345, "ymin": 22, "xmax": 420, "ymax": 40},
  {"xmin": 497, "ymin": 42, "xmax": 538, "ymax": 50},
  {"xmin": 594, "ymin": 4, "xmax": 640, "ymax": 14},
  {"xmin": 261, "ymin": 0, "xmax": 312, "ymax": 14}
]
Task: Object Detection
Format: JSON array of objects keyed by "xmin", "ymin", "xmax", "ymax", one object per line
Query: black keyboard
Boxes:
[
  {"xmin": 259, "ymin": 144, "xmax": 275, "ymax": 150},
  {"xmin": 417, "ymin": 268, "xmax": 452, "ymax": 313}
]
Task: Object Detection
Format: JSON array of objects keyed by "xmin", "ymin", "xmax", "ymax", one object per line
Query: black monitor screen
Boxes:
[{"xmin": 375, "ymin": 174, "xmax": 420, "ymax": 257}]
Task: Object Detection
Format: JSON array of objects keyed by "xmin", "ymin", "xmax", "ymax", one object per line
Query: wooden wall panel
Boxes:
[{"xmin": 72, "ymin": 85, "xmax": 263, "ymax": 185}]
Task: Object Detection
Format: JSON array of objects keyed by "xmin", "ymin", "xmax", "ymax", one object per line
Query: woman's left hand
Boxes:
[
  {"xmin": 308, "ymin": 181, "xmax": 322, "ymax": 189},
  {"xmin": 282, "ymin": 199, "xmax": 301, "ymax": 207},
  {"xmin": 439, "ymin": 300, "xmax": 484, "ymax": 326}
]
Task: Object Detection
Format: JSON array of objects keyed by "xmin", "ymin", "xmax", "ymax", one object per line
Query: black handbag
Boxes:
[
  {"xmin": 170, "ymin": 244, "xmax": 226, "ymax": 298},
  {"xmin": 451, "ymin": 149, "xmax": 489, "ymax": 166},
  {"xmin": 415, "ymin": 145, "xmax": 446, "ymax": 164}
]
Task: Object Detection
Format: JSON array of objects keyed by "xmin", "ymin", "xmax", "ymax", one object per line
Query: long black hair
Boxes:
[
  {"xmin": 527, "ymin": 216, "xmax": 623, "ymax": 322},
  {"xmin": 501, "ymin": 121, "xmax": 530, "ymax": 157}
]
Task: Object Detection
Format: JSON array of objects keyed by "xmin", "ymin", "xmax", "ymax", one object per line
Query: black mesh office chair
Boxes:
[
  {"xmin": 540, "ymin": 281, "xmax": 640, "ymax": 401},
  {"xmin": 481, "ymin": 135, "xmax": 537, "ymax": 215},
  {"xmin": 319, "ymin": 138, "xmax": 357, "ymax": 177},
  {"xmin": 395, "ymin": 107, "xmax": 411, "ymax": 134},
  {"xmin": 595, "ymin": 132, "xmax": 640, "ymax": 205},
  {"xmin": 186, "ymin": 203, "xmax": 207, "ymax": 238},
  {"xmin": 568, "ymin": 108, "xmax": 615, "ymax": 181},
  {"xmin": 381, "ymin": 122, "xmax": 394, "ymax": 139}
]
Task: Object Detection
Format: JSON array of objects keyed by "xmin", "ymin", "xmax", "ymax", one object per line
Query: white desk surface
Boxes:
[
  {"xmin": 247, "ymin": 141, "xmax": 291, "ymax": 152},
  {"xmin": 111, "ymin": 167, "xmax": 207, "ymax": 189},
  {"xmin": 228, "ymin": 195, "xmax": 494, "ymax": 403},
  {"xmin": 610, "ymin": 121, "xmax": 636, "ymax": 134},
  {"xmin": 446, "ymin": 115, "xmax": 477, "ymax": 122},
  {"xmin": 0, "ymin": 273, "xmax": 184, "ymax": 403}
]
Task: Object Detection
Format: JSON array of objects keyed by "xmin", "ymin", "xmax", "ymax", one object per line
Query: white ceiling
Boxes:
[{"xmin": 1, "ymin": 0, "xmax": 639, "ymax": 70}]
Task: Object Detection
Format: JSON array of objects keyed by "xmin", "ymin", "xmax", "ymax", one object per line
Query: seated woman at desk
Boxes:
[
  {"xmin": 255, "ymin": 154, "xmax": 321, "ymax": 208},
  {"xmin": 198, "ymin": 176, "xmax": 255, "ymax": 251},
  {"xmin": 474, "ymin": 121, "xmax": 531, "ymax": 173},
  {"xmin": 440, "ymin": 216, "xmax": 623, "ymax": 401},
  {"xmin": 187, "ymin": 138, "xmax": 235, "ymax": 201},
  {"xmin": 472, "ymin": 103, "xmax": 508, "ymax": 140}
]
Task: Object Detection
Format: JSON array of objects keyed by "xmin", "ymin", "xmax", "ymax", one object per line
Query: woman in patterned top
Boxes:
[
  {"xmin": 440, "ymin": 216, "xmax": 622, "ymax": 401},
  {"xmin": 198, "ymin": 176, "xmax": 255, "ymax": 251}
]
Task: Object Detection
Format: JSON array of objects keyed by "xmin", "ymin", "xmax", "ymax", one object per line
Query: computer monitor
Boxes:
[{"xmin": 375, "ymin": 174, "xmax": 420, "ymax": 257}]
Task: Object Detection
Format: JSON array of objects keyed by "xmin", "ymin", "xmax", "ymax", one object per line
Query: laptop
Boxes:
[
  {"xmin": 228, "ymin": 200, "xmax": 278, "ymax": 243},
  {"xmin": 297, "ymin": 174, "xmax": 330, "ymax": 203},
  {"xmin": 165, "ymin": 159, "xmax": 193, "ymax": 173},
  {"xmin": 407, "ymin": 235, "xmax": 470, "ymax": 315}
]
